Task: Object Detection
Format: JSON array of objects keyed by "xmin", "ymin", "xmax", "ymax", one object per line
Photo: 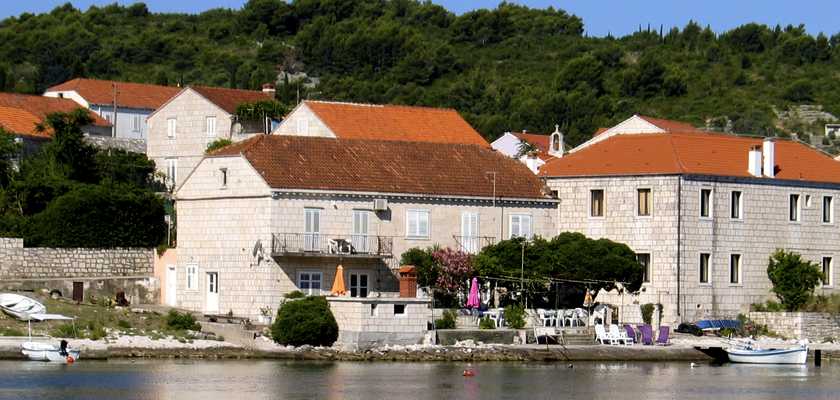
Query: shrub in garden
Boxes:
[
  {"xmin": 435, "ymin": 309, "xmax": 457, "ymax": 329},
  {"xmin": 271, "ymin": 296, "xmax": 338, "ymax": 346},
  {"xmin": 479, "ymin": 317, "xmax": 496, "ymax": 329},
  {"xmin": 284, "ymin": 290, "xmax": 305, "ymax": 299},
  {"xmin": 166, "ymin": 310, "xmax": 201, "ymax": 331},
  {"xmin": 641, "ymin": 303, "xmax": 662, "ymax": 325},
  {"xmin": 767, "ymin": 249, "xmax": 823, "ymax": 311},
  {"xmin": 504, "ymin": 304, "xmax": 526, "ymax": 329}
]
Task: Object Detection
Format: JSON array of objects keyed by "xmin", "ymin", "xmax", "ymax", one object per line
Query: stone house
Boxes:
[
  {"xmin": 174, "ymin": 135, "xmax": 557, "ymax": 320},
  {"xmin": 572, "ymin": 114, "xmax": 703, "ymax": 153},
  {"xmin": 541, "ymin": 127, "xmax": 840, "ymax": 324},
  {"xmin": 273, "ymin": 100, "xmax": 490, "ymax": 146},
  {"xmin": 146, "ymin": 86, "xmax": 273, "ymax": 189},
  {"xmin": 490, "ymin": 127, "xmax": 566, "ymax": 174},
  {"xmin": 44, "ymin": 78, "xmax": 180, "ymax": 141}
]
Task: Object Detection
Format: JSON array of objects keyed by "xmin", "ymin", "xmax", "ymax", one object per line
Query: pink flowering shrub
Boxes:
[{"xmin": 433, "ymin": 248, "xmax": 473, "ymax": 292}]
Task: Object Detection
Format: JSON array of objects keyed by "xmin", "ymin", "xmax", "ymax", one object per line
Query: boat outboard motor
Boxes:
[{"xmin": 59, "ymin": 340, "xmax": 68, "ymax": 356}]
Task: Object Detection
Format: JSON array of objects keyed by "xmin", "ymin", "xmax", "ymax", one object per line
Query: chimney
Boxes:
[
  {"xmin": 762, "ymin": 138, "xmax": 775, "ymax": 178},
  {"xmin": 748, "ymin": 145, "xmax": 762, "ymax": 177},
  {"xmin": 549, "ymin": 124, "xmax": 565, "ymax": 158},
  {"xmin": 262, "ymin": 83, "xmax": 276, "ymax": 94}
]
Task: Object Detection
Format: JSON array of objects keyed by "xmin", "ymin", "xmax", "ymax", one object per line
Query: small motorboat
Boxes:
[
  {"xmin": 0, "ymin": 293, "xmax": 46, "ymax": 320},
  {"xmin": 21, "ymin": 340, "xmax": 80, "ymax": 363},
  {"xmin": 724, "ymin": 339, "xmax": 808, "ymax": 364}
]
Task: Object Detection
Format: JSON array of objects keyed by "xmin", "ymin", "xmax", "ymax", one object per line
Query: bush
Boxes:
[
  {"xmin": 767, "ymin": 250, "xmax": 823, "ymax": 311},
  {"xmin": 117, "ymin": 319, "xmax": 132, "ymax": 329},
  {"xmin": 504, "ymin": 304, "xmax": 526, "ymax": 329},
  {"xmin": 479, "ymin": 317, "xmax": 496, "ymax": 329},
  {"xmin": 400, "ymin": 247, "xmax": 437, "ymax": 287},
  {"xmin": 641, "ymin": 303, "xmax": 662, "ymax": 325},
  {"xmin": 205, "ymin": 138, "xmax": 233, "ymax": 154},
  {"xmin": 166, "ymin": 310, "xmax": 201, "ymax": 331},
  {"xmin": 284, "ymin": 290, "xmax": 305, "ymax": 299},
  {"xmin": 435, "ymin": 309, "xmax": 457, "ymax": 329},
  {"xmin": 271, "ymin": 296, "xmax": 338, "ymax": 346},
  {"xmin": 750, "ymin": 300, "xmax": 785, "ymax": 312}
]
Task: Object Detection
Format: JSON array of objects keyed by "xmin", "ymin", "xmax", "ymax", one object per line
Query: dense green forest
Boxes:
[{"xmin": 2, "ymin": 1, "xmax": 840, "ymax": 147}]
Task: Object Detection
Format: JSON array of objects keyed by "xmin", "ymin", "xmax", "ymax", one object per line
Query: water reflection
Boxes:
[{"xmin": 0, "ymin": 360, "xmax": 836, "ymax": 400}]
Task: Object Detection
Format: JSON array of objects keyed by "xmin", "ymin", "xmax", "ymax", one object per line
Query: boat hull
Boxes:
[
  {"xmin": 0, "ymin": 294, "xmax": 46, "ymax": 320},
  {"xmin": 725, "ymin": 347, "xmax": 807, "ymax": 364},
  {"xmin": 21, "ymin": 342, "xmax": 80, "ymax": 363}
]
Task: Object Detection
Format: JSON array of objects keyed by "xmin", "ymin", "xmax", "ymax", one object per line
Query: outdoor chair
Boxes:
[
  {"xmin": 655, "ymin": 326, "xmax": 671, "ymax": 346},
  {"xmin": 563, "ymin": 309, "xmax": 578, "ymax": 327},
  {"xmin": 610, "ymin": 324, "xmax": 633, "ymax": 346},
  {"xmin": 594, "ymin": 324, "xmax": 615, "ymax": 345},
  {"xmin": 637, "ymin": 324, "xmax": 654, "ymax": 345},
  {"xmin": 536, "ymin": 308, "xmax": 554, "ymax": 327},
  {"xmin": 623, "ymin": 324, "xmax": 638, "ymax": 343}
]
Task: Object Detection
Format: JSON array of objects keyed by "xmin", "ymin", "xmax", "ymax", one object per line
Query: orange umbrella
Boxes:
[{"xmin": 331, "ymin": 264, "xmax": 346, "ymax": 296}]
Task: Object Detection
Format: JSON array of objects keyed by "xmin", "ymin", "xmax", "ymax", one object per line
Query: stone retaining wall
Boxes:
[
  {"xmin": 749, "ymin": 312, "xmax": 840, "ymax": 341},
  {"xmin": 0, "ymin": 238, "xmax": 153, "ymax": 280}
]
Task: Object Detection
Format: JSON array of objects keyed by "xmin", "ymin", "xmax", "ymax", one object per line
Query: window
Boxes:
[
  {"xmin": 394, "ymin": 304, "xmax": 406, "ymax": 315},
  {"xmin": 304, "ymin": 208, "xmax": 321, "ymax": 251},
  {"xmin": 297, "ymin": 118, "xmax": 309, "ymax": 135},
  {"xmin": 205, "ymin": 116, "xmax": 217, "ymax": 137},
  {"xmin": 700, "ymin": 189, "xmax": 712, "ymax": 218},
  {"xmin": 699, "ymin": 253, "xmax": 711, "ymax": 284},
  {"xmin": 132, "ymin": 115, "xmax": 141, "ymax": 132},
  {"xmin": 805, "ymin": 194, "xmax": 812, "ymax": 208},
  {"xmin": 461, "ymin": 212, "xmax": 480, "ymax": 253},
  {"xmin": 298, "ymin": 271, "xmax": 322, "ymax": 295},
  {"xmin": 637, "ymin": 188, "xmax": 652, "ymax": 216},
  {"xmin": 823, "ymin": 196, "xmax": 833, "ymax": 223},
  {"xmin": 219, "ymin": 168, "xmax": 228, "ymax": 188},
  {"xmin": 349, "ymin": 273, "xmax": 369, "ymax": 298},
  {"xmin": 406, "ymin": 209, "xmax": 430, "ymax": 238},
  {"xmin": 729, "ymin": 254, "xmax": 741, "ymax": 284},
  {"xmin": 166, "ymin": 158, "xmax": 177, "ymax": 187},
  {"xmin": 167, "ymin": 117, "xmax": 177, "ymax": 138},
  {"xmin": 823, "ymin": 257, "xmax": 833, "ymax": 287},
  {"xmin": 352, "ymin": 210, "xmax": 370, "ymax": 253},
  {"xmin": 637, "ymin": 253, "xmax": 651, "ymax": 283},
  {"xmin": 789, "ymin": 194, "xmax": 800, "ymax": 222},
  {"xmin": 370, "ymin": 303, "xmax": 378, "ymax": 316},
  {"xmin": 590, "ymin": 189, "xmax": 605, "ymax": 217},
  {"xmin": 730, "ymin": 191, "xmax": 742, "ymax": 219},
  {"xmin": 509, "ymin": 214, "xmax": 532, "ymax": 239},
  {"xmin": 186, "ymin": 264, "xmax": 197, "ymax": 290}
]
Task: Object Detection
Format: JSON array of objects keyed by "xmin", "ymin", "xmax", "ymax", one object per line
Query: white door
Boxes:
[
  {"xmin": 165, "ymin": 265, "xmax": 177, "ymax": 306},
  {"xmin": 461, "ymin": 212, "xmax": 479, "ymax": 253},
  {"xmin": 352, "ymin": 210, "xmax": 370, "ymax": 253},
  {"xmin": 205, "ymin": 272, "xmax": 219, "ymax": 313},
  {"xmin": 304, "ymin": 208, "xmax": 320, "ymax": 251}
]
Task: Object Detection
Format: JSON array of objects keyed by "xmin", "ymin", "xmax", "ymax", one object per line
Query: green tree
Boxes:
[
  {"xmin": 0, "ymin": 128, "xmax": 20, "ymax": 189},
  {"xmin": 205, "ymin": 138, "xmax": 233, "ymax": 154},
  {"xmin": 400, "ymin": 247, "xmax": 437, "ymax": 287},
  {"xmin": 271, "ymin": 296, "xmax": 338, "ymax": 347},
  {"xmin": 767, "ymin": 249, "xmax": 824, "ymax": 311}
]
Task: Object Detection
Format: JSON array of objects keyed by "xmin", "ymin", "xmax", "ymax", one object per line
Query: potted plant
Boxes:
[{"xmin": 257, "ymin": 306, "xmax": 273, "ymax": 325}]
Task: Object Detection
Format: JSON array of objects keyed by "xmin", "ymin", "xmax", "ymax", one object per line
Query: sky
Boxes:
[{"xmin": 3, "ymin": 0, "xmax": 840, "ymax": 37}]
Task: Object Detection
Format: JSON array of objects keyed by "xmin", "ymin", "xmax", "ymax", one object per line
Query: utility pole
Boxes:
[{"xmin": 112, "ymin": 82, "xmax": 118, "ymax": 138}]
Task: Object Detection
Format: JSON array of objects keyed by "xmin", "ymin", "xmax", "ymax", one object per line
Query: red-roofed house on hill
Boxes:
[
  {"xmin": 491, "ymin": 126, "xmax": 566, "ymax": 173},
  {"xmin": 172, "ymin": 134, "xmax": 557, "ymax": 346},
  {"xmin": 541, "ymin": 122, "xmax": 840, "ymax": 326},
  {"xmin": 571, "ymin": 114, "xmax": 703, "ymax": 153},
  {"xmin": 146, "ymin": 85, "xmax": 275, "ymax": 190},
  {"xmin": 44, "ymin": 78, "xmax": 181, "ymax": 141},
  {"xmin": 273, "ymin": 100, "xmax": 489, "ymax": 147}
]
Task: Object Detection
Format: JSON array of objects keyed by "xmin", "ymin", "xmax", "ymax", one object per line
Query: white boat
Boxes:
[
  {"xmin": 0, "ymin": 293, "xmax": 46, "ymax": 320},
  {"xmin": 21, "ymin": 341, "xmax": 80, "ymax": 363},
  {"xmin": 724, "ymin": 340, "xmax": 808, "ymax": 364}
]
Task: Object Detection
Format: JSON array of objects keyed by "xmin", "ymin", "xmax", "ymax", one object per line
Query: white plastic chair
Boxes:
[
  {"xmin": 610, "ymin": 324, "xmax": 632, "ymax": 346},
  {"xmin": 564, "ymin": 309, "xmax": 578, "ymax": 327},
  {"xmin": 594, "ymin": 324, "xmax": 614, "ymax": 345}
]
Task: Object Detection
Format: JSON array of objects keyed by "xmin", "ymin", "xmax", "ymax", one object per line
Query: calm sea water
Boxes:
[{"xmin": 0, "ymin": 359, "xmax": 837, "ymax": 400}]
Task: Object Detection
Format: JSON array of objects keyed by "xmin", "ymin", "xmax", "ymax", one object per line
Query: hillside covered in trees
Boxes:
[{"xmin": 2, "ymin": 1, "xmax": 840, "ymax": 147}]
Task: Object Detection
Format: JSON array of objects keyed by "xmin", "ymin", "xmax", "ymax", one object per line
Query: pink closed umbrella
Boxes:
[{"xmin": 466, "ymin": 277, "xmax": 480, "ymax": 308}]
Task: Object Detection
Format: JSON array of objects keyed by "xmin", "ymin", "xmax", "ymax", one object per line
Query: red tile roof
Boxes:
[
  {"xmin": 303, "ymin": 101, "xmax": 489, "ymax": 147},
  {"xmin": 512, "ymin": 132, "xmax": 550, "ymax": 153},
  {"xmin": 211, "ymin": 135, "xmax": 548, "ymax": 199},
  {"xmin": 46, "ymin": 78, "xmax": 181, "ymax": 110},
  {"xmin": 191, "ymin": 86, "xmax": 273, "ymax": 114},
  {"xmin": 541, "ymin": 131, "xmax": 840, "ymax": 185},
  {"xmin": 0, "ymin": 92, "xmax": 110, "ymax": 138}
]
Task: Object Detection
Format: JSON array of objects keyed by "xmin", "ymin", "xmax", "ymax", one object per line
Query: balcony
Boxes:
[
  {"xmin": 271, "ymin": 233, "xmax": 393, "ymax": 259},
  {"xmin": 453, "ymin": 235, "xmax": 496, "ymax": 254}
]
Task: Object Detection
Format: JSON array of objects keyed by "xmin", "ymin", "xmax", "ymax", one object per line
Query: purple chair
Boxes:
[
  {"xmin": 637, "ymin": 324, "xmax": 654, "ymax": 345},
  {"xmin": 623, "ymin": 324, "xmax": 637, "ymax": 343},
  {"xmin": 655, "ymin": 326, "xmax": 671, "ymax": 346}
]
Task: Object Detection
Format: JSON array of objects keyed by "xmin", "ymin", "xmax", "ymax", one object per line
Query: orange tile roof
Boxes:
[
  {"xmin": 46, "ymin": 78, "xmax": 181, "ymax": 110},
  {"xmin": 212, "ymin": 135, "xmax": 547, "ymax": 199},
  {"xmin": 0, "ymin": 92, "xmax": 110, "ymax": 138},
  {"xmin": 303, "ymin": 101, "xmax": 489, "ymax": 147},
  {"xmin": 512, "ymin": 132, "xmax": 550, "ymax": 153},
  {"xmin": 540, "ymin": 131, "xmax": 840, "ymax": 185},
  {"xmin": 191, "ymin": 86, "xmax": 273, "ymax": 114}
]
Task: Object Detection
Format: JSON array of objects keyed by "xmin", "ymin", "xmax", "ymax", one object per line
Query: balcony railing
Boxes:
[
  {"xmin": 453, "ymin": 235, "xmax": 496, "ymax": 254},
  {"xmin": 272, "ymin": 233, "xmax": 393, "ymax": 258}
]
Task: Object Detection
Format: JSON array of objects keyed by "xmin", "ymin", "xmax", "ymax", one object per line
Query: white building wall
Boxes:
[
  {"xmin": 89, "ymin": 105, "xmax": 152, "ymax": 141},
  {"xmin": 272, "ymin": 103, "xmax": 336, "ymax": 137},
  {"xmin": 490, "ymin": 132, "xmax": 521, "ymax": 158}
]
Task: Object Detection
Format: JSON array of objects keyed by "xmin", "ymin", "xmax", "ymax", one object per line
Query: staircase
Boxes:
[{"xmin": 559, "ymin": 327, "xmax": 595, "ymax": 345}]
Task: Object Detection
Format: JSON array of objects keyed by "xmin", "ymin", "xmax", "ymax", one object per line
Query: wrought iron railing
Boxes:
[
  {"xmin": 452, "ymin": 235, "xmax": 496, "ymax": 254},
  {"xmin": 272, "ymin": 233, "xmax": 393, "ymax": 257}
]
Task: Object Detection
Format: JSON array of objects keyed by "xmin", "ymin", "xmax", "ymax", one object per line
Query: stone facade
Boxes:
[
  {"xmin": 328, "ymin": 297, "xmax": 432, "ymax": 349},
  {"xmin": 0, "ymin": 238, "xmax": 153, "ymax": 280},
  {"xmin": 749, "ymin": 312, "xmax": 840, "ymax": 341},
  {"xmin": 175, "ymin": 154, "xmax": 557, "ymax": 319},
  {"xmin": 272, "ymin": 102, "xmax": 338, "ymax": 138},
  {"xmin": 545, "ymin": 174, "xmax": 840, "ymax": 324}
]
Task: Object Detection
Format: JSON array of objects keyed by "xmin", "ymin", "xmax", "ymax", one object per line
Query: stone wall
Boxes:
[
  {"xmin": 0, "ymin": 238, "xmax": 153, "ymax": 280},
  {"xmin": 329, "ymin": 297, "xmax": 432, "ymax": 350},
  {"xmin": 749, "ymin": 312, "xmax": 840, "ymax": 341}
]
